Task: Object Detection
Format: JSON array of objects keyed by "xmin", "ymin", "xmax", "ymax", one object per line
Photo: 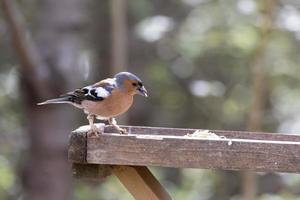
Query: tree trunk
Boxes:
[{"xmin": 20, "ymin": 0, "xmax": 89, "ymax": 199}]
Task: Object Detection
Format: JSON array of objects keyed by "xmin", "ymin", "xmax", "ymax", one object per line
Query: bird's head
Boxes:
[{"xmin": 114, "ymin": 72, "xmax": 148, "ymax": 97}]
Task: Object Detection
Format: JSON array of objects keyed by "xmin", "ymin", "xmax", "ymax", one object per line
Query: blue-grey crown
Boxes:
[{"xmin": 114, "ymin": 72, "xmax": 142, "ymax": 88}]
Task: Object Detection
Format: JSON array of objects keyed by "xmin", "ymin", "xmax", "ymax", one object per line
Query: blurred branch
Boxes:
[
  {"xmin": 247, "ymin": 1, "xmax": 275, "ymax": 129},
  {"xmin": 110, "ymin": 0, "xmax": 128, "ymax": 74},
  {"xmin": 110, "ymin": 0, "xmax": 128, "ymax": 124},
  {"xmin": 0, "ymin": 0, "xmax": 51, "ymax": 99},
  {"xmin": 242, "ymin": 1, "xmax": 276, "ymax": 200}
]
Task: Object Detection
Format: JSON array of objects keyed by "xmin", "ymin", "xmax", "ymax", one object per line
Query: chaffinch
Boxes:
[{"xmin": 38, "ymin": 72, "xmax": 148, "ymax": 135}]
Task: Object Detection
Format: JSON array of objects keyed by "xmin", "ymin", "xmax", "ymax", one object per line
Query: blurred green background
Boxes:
[{"xmin": 1, "ymin": 0, "xmax": 300, "ymax": 199}]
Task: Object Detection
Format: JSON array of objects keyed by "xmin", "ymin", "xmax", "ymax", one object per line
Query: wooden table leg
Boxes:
[{"xmin": 112, "ymin": 166, "xmax": 172, "ymax": 200}]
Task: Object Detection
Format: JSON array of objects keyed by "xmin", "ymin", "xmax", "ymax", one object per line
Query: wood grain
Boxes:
[
  {"xmin": 74, "ymin": 124, "xmax": 300, "ymax": 141},
  {"xmin": 117, "ymin": 125, "xmax": 300, "ymax": 141},
  {"xmin": 69, "ymin": 125, "xmax": 300, "ymax": 199},
  {"xmin": 112, "ymin": 166, "xmax": 172, "ymax": 200},
  {"xmin": 69, "ymin": 125, "xmax": 300, "ymax": 173},
  {"xmin": 86, "ymin": 133, "xmax": 300, "ymax": 173},
  {"xmin": 68, "ymin": 130, "xmax": 87, "ymax": 163}
]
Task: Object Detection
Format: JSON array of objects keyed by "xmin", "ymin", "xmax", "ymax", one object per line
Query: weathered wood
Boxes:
[
  {"xmin": 86, "ymin": 133, "xmax": 300, "ymax": 173},
  {"xmin": 68, "ymin": 130, "xmax": 87, "ymax": 163},
  {"xmin": 69, "ymin": 123, "xmax": 105, "ymax": 163},
  {"xmin": 115, "ymin": 125, "xmax": 300, "ymax": 141},
  {"xmin": 112, "ymin": 166, "xmax": 172, "ymax": 200},
  {"xmin": 69, "ymin": 125, "xmax": 300, "ymax": 199},
  {"xmin": 69, "ymin": 125, "xmax": 300, "ymax": 173},
  {"xmin": 72, "ymin": 124, "xmax": 300, "ymax": 141},
  {"xmin": 73, "ymin": 123, "xmax": 300, "ymax": 142},
  {"xmin": 72, "ymin": 164, "xmax": 112, "ymax": 180}
]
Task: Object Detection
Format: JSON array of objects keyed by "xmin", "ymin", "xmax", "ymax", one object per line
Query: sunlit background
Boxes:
[{"xmin": 1, "ymin": 0, "xmax": 300, "ymax": 199}]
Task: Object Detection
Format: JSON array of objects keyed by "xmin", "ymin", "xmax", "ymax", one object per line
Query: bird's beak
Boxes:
[{"xmin": 137, "ymin": 86, "xmax": 148, "ymax": 97}]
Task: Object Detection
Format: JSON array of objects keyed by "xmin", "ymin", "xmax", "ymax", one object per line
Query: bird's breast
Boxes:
[{"xmin": 81, "ymin": 89, "xmax": 133, "ymax": 118}]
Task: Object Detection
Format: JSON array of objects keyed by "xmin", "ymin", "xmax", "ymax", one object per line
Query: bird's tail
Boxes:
[{"xmin": 37, "ymin": 96, "xmax": 72, "ymax": 105}]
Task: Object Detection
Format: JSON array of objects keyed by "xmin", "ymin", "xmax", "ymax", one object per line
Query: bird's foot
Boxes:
[
  {"xmin": 108, "ymin": 117, "xmax": 127, "ymax": 134},
  {"xmin": 113, "ymin": 125, "xmax": 127, "ymax": 134},
  {"xmin": 87, "ymin": 124, "xmax": 102, "ymax": 137},
  {"xmin": 118, "ymin": 127, "xmax": 127, "ymax": 134}
]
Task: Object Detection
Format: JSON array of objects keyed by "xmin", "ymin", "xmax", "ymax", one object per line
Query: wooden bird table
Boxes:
[{"xmin": 68, "ymin": 124, "xmax": 300, "ymax": 200}]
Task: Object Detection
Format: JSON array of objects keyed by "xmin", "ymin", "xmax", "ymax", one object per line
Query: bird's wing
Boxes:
[
  {"xmin": 68, "ymin": 78, "xmax": 116, "ymax": 102},
  {"xmin": 37, "ymin": 78, "xmax": 117, "ymax": 106}
]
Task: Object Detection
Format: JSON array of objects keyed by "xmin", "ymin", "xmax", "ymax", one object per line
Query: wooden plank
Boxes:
[
  {"xmin": 86, "ymin": 133, "xmax": 300, "ymax": 173},
  {"xmin": 73, "ymin": 124, "xmax": 300, "ymax": 142},
  {"xmin": 117, "ymin": 126, "xmax": 300, "ymax": 141},
  {"xmin": 112, "ymin": 166, "xmax": 172, "ymax": 200}
]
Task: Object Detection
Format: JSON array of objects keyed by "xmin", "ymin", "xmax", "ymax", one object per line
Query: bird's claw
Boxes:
[
  {"xmin": 108, "ymin": 117, "xmax": 127, "ymax": 134},
  {"xmin": 110, "ymin": 125, "xmax": 127, "ymax": 134},
  {"xmin": 118, "ymin": 128, "xmax": 127, "ymax": 134},
  {"xmin": 87, "ymin": 125, "xmax": 102, "ymax": 137}
]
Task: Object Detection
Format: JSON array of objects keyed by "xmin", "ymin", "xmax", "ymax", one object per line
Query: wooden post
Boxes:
[{"xmin": 112, "ymin": 166, "xmax": 172, "ymax": 200}]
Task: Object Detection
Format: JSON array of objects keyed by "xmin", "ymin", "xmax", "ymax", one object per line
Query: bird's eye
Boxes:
[{"xmin": 132, "ymin": 82, "xmax": 137, "ymax": 87}]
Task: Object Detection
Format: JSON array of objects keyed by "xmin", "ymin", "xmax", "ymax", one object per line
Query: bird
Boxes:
[{"xmin": 38, "ymin": 72, "xmax": 148, "ymax": 135}]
